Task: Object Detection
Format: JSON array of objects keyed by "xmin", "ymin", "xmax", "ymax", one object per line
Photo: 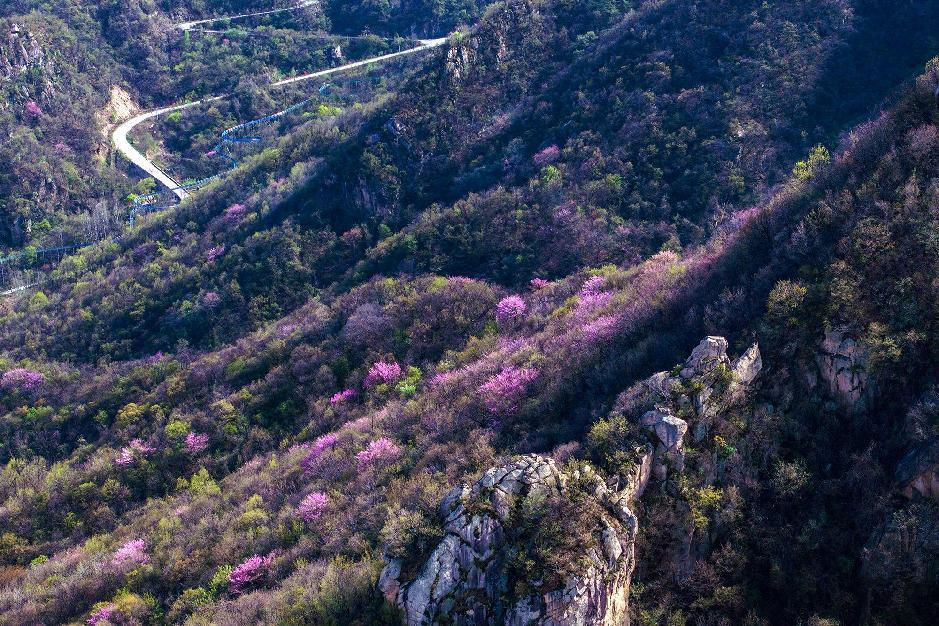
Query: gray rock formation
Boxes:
[
  {"xmin": 816, "ymin": 328, "xmax": 870, "ymax": 410},
  {"xmin": 381, "ymin": 455, "xmax": 638, "ymax": 626},
  {"xmin": 640, "ymin": 407, "xmax": 688, "ymax": 478},
  {"xmin": 640, "ymin": 408, "xmax": 688, "ymax": 451},
  {"xmin": 680, "ymin": 336, "xmax": 729, "ymax": 379},
  {"xmin": 634, "ymin": 337, "xmax": 762, "ymax": 468},
  {"xmin": 731, "ymin": 343, "xmax": 762, "ymax": 387}
]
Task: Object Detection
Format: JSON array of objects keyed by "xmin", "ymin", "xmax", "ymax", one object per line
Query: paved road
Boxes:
[
  {"xmin": 273, "ymin": 38, "xmax": 447, "ymax": 87},
  {"xmin": 113, "ymin": 100, "xmax": 218, "ymax": 200},
  {"xmin": 176, "ymin": 0, "xmax": 318, "ymax": 32},
  {"xmin": 112, "ymin": 37, "xmax": 447, "ymax": 198}
]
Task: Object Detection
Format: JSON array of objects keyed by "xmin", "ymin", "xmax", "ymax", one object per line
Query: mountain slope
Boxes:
[{"xmin": 0, "ymin": 1, "xmax": 938, "ymax": 624}]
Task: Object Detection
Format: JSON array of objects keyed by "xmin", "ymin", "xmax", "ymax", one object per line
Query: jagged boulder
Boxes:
[
  {"xmin": 640, "ymin": 407, "xmax": 688, "ymax": 478},
  {"xmin": 731, "ymin": 343, "xmax": 762, "ymax": 387},
  {"xmin": 622, "ymin": 337, "xmax": 762, "ymax": 472},
  {"xmin": 381, "ymin": 455, "xmax": 638, "ymax": 626},
  {"xmin": 640, "ymin": 408, "xmax": 688, "ymax": 451},
  {"xmin": 680, "ymin": 336, "xmax": 730, "ymax": 378}
]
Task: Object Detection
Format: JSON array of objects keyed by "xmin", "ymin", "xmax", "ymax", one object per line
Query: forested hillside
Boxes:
[{"xmin": 0, "ymin": 1, "xmax": 938, "ymax": 624}]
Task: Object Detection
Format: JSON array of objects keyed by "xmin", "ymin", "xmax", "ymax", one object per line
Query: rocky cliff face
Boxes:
[
  {"xmin": 621, "ymin": 336, "xmax": 761, "ymax": 485},
  {"xmin": 0, "ymin": 22, "xmax": 54, "ymax": 107},
  {"xmin": 380, "ymin": 455, "xmax": 642, "ymax": 626},
  {"xmin": 815, "ymin": 328, "xmax": 871, "ymax": 411},
  {"xmin": 381, "ymin": 337, "xmax": 763, "ymax": 625},
  {"xmin": 1, "ymin": 23, "xmax": 46, "ymax": 79}
]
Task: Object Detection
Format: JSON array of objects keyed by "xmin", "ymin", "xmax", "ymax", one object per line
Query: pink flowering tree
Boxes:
[
  {"xmin": 364, "ymin": 361, "xmax": 402, "ymax": 388},
  {"xmin": 87, "ymin": 604, "xmax": 117, "ymax": 625},
  {"xmin": 430, "ymin": 370, "xmax": 457, "ymax": 388},
  {"xmin": 206, "ymin": 245, "xmax": 225, "ymax": 262},
  {"xmin": 330, "ymin": 389, "xmax": 356, "ymax": 405},
  {"xmin": 202, "ymin": 291, "xmax": 221, "ymax": 307},
  {"xmin": 533, "ymin": 144, "xmax": 560, "ymax": 166},
  {"xmin": 224, "ymin": 203, "xmax": 247, "ymax": 223},
  {"xmin": 24, "ymin": 100, "xmax": 42, "ymax": 118},
  {"xmin": 300, "ymin": 432, "xmax": 339, "ymax": 473},
  {"xmin": 297, "ymin": 491, "xmax": 330, "ymax": 524},
  {"xmin": 0, "ymin": 368, "xmax": 44, "ymax": 392},
  {"xmin": 576, "ymin": 276, "xmax": 614, "ymax": 317},
  {"xmin": 277, "ymin": 322, "xmax": 299, "ymax": 339},
  {"xmin": 185, "ymin": 432, "xmax": 209, "ymax": 454},
  {"xmin": 229, "ymin": 554, "xmax": 273, "ymax": 594},
  {"xmin": 478, "ymin": 366, "xmax": 539, "ymax": 414},
  {"xmin": 115, "ymin": 439, "xmax": 155, "ymax": 467},
  {"xmin": 580, "ymin": 276, "xmax": 606, "ymax": 296},
  {"xmin": 530, "ymin": 278, "xmax": 550, "ymax": 289},
  {"xmin": 356, "ymin": 437, "xmax": 402, "ymax": 469},
  {"xmin": 495, "ymin": 295, "xmax": 526, "ymax": 326},
  {"xmin": 581, "ymin": 314, "xmax": 621, "ymax": 341},
  {"xmin": 112, "ymin": 538, "xmax": 150, "ymax": 571}
]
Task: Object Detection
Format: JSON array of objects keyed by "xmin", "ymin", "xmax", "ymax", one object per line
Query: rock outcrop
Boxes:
[
  {"xmin": 626, "ymin": 336, "xmax": 762, "ymax": 479},
  {"xmin": 381, "ymin": 338, "xmax": 762, "ymax": 625},
  {"xmin": 381, "ymin": 456, "xmax": 639, "ymax": 626},
  {"xmin": 816, "ymin": 328, "xmax": 870, "ymax": 410},
  {"xmin": 614, "ymin": 337, "xmax": 762, "ymax": 579},
  {"xmin": 1, "ymin": 23, "xmax": 47, "ymax": 81}
]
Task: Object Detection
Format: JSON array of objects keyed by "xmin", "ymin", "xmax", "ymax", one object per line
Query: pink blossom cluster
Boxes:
[
  {"xmin": 87, "ymin": 604, "xmax": 117, "ymax": 625},
  {"xmin": 277, "ymin": 323, "xmax": 299, "ymax": 338},
  {"xmin": 297, "ymin": 491, "xmax": 330, "ymax": 523},
  {"xmin": 145, "ymin": 352, "xmax": 166, "ymax": 364},
  {"xmin": 330, "ymin": 389, "xmax": 356, "ymax": 405},
  {"xmin": 578, "ymin": 290, "xmax": 613, "ymax": 312},
  {"xmin": 341, "ymin": 226, "xmax": 364, "ymax": 245},
  {"xmin": 24, "ymin": 100, "xmax": 42, "ymax": 117},
  {"xmin": 115, "ymin": 439, "xmax": 155, "ymax": 467},
  {"xmin": 581, "ymin": 314, "xmax": 620, "ymax": 341},
  {"xmin": 202, "ymin": 291, "xmax": 221, "ymax": 307},
  {"xmin": 533, "ymin": 144, "xmax": 560, "ymax": 166},
  {"xmin": 185, "ymin": 432, "xmax": 209, "ymax": 454},
  {"xmin": 478, "ymin": 366, "xmax": 539, "ymax": 414},
  {"xmin": 530, "ymin": 278, "xmax": 550, "ymax": 289},
  {"xmin": 580, "ymin": 276, "xmax": 606, "ymax": 296},
  {"xmin": 224, "ymin": 203, "xmax": 247, "ymax": 223},
  {"xmin": 356, "ymin": 437, "xmax": 401, "ymax": 469},
  {"xmin": 229, "ymin": 554, "xmax": 273, "ymax": 594},
  {"xmin": 430, "ymin": 370, "xmax": 457, "ymax": 388},
  {"xmin": 0, "ymin": 367, "xmax": 44, "ymax": 391},
  {"xmin": 495, "ymin": 295, "xmax": 526, "ymax": 325},
  {"xmin": 112, "ymin": 538, "xmax": 150, "ymax": 570},
  {"xmin": 300, "ymin": 432, "xmax": 339, "ymax": 473},
  {"xmin": 206, "ymin": 245, "xmax": 226, "ymax": 262},
  {"xmin": 364, "ymin": 361, "xmax": 402, "ymax": 388},
  {"xmin": 577, "ymin": 276, "xmax": 613, "ymax": 315}
]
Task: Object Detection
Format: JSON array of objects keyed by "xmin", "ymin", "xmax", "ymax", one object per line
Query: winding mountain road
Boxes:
[
  {"xmin": 6, "ymin": 6, "xmax": 448, "ymax": 294},
  {"xmin": 176, "ymin": 0, "xmax": 319, "ymax": 32},
  {"xmin": 112, "ymin": 20, "xmax": 446, "ymax": 200},
  {"xmin": 113, "ymin": 100, "xmax": 217, "ymax": 200}
]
